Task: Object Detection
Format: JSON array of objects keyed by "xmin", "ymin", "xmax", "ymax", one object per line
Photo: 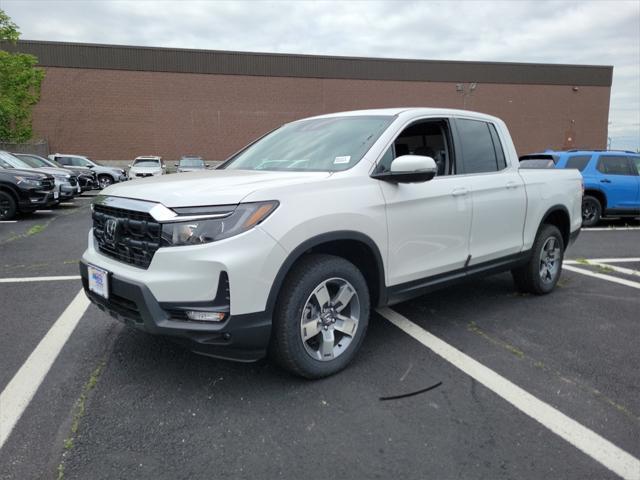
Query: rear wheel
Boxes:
[
  {"xmin": 582, "ymin": 195, "xmax": 602, "ymax": 227},
  {"xmin": 272, "ymin": 254, "xmax": 370, "ymax": 379},
  {"xmin": 0, "ymin": 191, "xmax": 17, "ymax": 220},
  {"xmin": 512, "ymin": 224, "xmax": 564, "ymax": 295}
]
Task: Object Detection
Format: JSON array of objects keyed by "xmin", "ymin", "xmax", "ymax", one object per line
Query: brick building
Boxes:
[{"xmin": 5, "ymin": 40, "xmax": 612, "ymax": 161}]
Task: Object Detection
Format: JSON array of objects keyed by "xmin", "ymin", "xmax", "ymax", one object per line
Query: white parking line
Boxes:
[
  {"xmin": 0, "ymin": 289, "xmax": 89, "ymax": 449},
  {"xmin": 34, "ymin": 210, "xmax": 52, "ymax": 213},
  {"xmin": 0, "ymin": 276, "xmax": 81, "ymax": 283},
  {"xmin": 58, "ymin": 202, "xmax": 75, "ymax": 206},
  {"xmin": 377, "ymin": 307, "xmax": 640, "ymax": 480},
  {"xmin": 564, "ymin": 261, "xmax": 639, "ymax": 277},
  {"xmin": 0, "ymin": 221, "xmax": 18, "ymax": 224},
  {"xmin": 563, "ymin": 265, "xmax": 640, "ymax": 290},
  {"xmin": 583, "ymin": 227, "xmax": 640, "ymax": 231},
  {"xmin": 586, "ymin": 258, "xmax": 640, "ymax": 263}
]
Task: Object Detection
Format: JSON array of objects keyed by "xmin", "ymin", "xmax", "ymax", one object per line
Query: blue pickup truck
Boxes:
[{"xmin": 520, "ymin": 150, "xmax": 640, "ymax": 227}]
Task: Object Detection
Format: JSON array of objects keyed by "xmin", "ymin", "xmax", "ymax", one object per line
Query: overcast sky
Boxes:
[{"xmin": 2, "ymin": 0, "xmax": 638, "ymax": 150}]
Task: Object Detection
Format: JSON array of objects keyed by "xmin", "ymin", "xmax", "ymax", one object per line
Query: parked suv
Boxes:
[
  {"xmin": 49, "ymin": 153, "xmax": 127, "ymax": 189},
  {"xmin": 13, "ymin": 153, "xmax": 80, "ymax": 200},
  {"xmin": 521, "ymin": 150, "xmax": 640, "ymax": 226},
  {"xmin": 128, "ymin": 156, "xmax": 165, "ymax": 179},
  {"xmin": 175, "ymin": 156, "xmax": 208, "ymax": 172},
  {"xmin": 16, "ymin": 153, "xmax": 96, "ymax": 192},
  {"xmin": 0, "ymin": 152, "xmax": 56, "ymax": 220},
  {"xmin": 81, "ymin": 109, "xmax": 582, "ymax": 378}
]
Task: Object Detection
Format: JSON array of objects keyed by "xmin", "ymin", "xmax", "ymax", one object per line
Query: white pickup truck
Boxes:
[{"xmin": 80, "ymin": 108, "xmax": 582, "ymax": 378}]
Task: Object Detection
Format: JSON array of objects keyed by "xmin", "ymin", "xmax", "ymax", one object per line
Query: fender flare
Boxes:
[
  {"xmin": 265, "ymin": 230, "xmax": 386, "ymax": 314},
  {"xmin": 538, "ymin": 203, "xmax": 572, "ymax": 245}
]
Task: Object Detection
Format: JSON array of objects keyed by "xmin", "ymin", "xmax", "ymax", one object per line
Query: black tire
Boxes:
[
  {"xmin": 512, "ymin": 224, "xmax": 564, "ymax": 295},
  {"xmin": 0, "ymin": 191, "xmax": 17, "ymax": 221},
  {"xmin": 98, "ymin": 175, "xmax": 114, "ymax": 189},
  {"xmin": 271, "ymin": 254, "xmax": 370, "ymax": 379},
  {"xmin": 582, "ymin": 195, "xmax": 602, "ymax": 227}
]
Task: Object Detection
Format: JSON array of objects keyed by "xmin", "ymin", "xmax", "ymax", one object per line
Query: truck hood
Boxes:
[
  {"xmin": 35, "ymin": 167, "xmax": 74, "ymax": 177},
  {"xmin": 103, "ymin": 169, "xmax": 332, "ymax": 207},
  {"xmin": 0, "ymin": 167, "xmax": 51, "ymax": 178}
]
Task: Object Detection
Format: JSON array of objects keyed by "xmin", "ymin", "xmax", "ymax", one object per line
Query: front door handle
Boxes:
[
  {"xmin": 600, "ymin": 179, "xmax": 612, "ymax": 183},
  {"xmin": 506, "ymin": 181, "xmax": 519, "ymax": 189},
  {"xmin": 452, "ymin": 188, "xmax": 469, "ymax": 197}
]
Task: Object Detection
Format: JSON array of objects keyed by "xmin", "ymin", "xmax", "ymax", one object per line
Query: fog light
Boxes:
[{"xmin": 185, "ymin": 311, "xmax": 226, "ymax": 322}]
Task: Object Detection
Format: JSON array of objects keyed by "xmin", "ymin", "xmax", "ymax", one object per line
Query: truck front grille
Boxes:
[
  {"xmin": 92, "ymin": 204, "xmax": 162, "ymax": 269},
  {"xmin": 41, "ymin": 178, "xmax": 55, "ymax": 190}
]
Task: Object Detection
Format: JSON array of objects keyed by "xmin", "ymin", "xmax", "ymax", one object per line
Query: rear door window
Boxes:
[
  {"xmin": 455, "ymin": 119, "xmax": 503, "ymax": 174},
  {"xmin": 564, "ymin": 155, "xmax": 591, "ymax": 171},
  {"xmin": 597, "ymin": 156, "xmax": 634, "ymax": 175}
]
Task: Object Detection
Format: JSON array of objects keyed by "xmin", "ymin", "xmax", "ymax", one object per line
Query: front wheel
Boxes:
[
  {"xmin": 0, "ymin": 191, "xmax": 17, "ymax": 220},
  {"xmin": 272, "ymin": 254, "xmax": 370, "ymax": 379},
  {"xmin": 512, "ymin": 224, "xmax": 564, "ymax": 295},
  {"xmin": 98, "ymin": 175, "xmax": 114, "ymax": 189}
]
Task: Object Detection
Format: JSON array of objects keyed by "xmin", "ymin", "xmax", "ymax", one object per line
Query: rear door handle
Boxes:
[
  {"xmin": 452, "ymin": 188, "xmax": 469, "ymax": 197},
  {"xmin": 506, "ymin": 181, "xmax": 519, "ymax": 189},
  {"xmin": 600, "ymin": 179, "xmax": 611, "ymax": 183}
]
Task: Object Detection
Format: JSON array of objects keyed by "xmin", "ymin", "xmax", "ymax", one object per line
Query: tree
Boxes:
[{"xmin": 0, "ymin": 9, "xmax": 45, "ymax": 142}]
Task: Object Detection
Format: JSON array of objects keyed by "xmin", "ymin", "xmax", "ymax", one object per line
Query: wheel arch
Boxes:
[
  {"xmin": 539, "ymin": 204, "xmax": 571, "ymax": 248},
  {"xmin": 266, "ymin": 231, "xmax": 386, "ymax": 314},
  {"xmin": 584, "ymin": 188, "xmax": 607, "ymax": 210},
  {"xmin": 98, "ymin": 172, "xmax": 116, "ymax": 180},
  {"xmin": 0, "ymin": 185, "xmax": 19, "ymax": 204}
]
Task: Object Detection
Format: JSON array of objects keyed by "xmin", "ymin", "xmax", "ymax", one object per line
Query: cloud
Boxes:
[{"xmin": 3, "ymin": 0, "xmax": 639, "ymax": 150}]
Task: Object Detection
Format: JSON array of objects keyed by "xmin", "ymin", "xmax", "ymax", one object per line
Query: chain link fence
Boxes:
[{"xmin": 0, "ymin": 139, "xmax": 49, "ymax": 157}]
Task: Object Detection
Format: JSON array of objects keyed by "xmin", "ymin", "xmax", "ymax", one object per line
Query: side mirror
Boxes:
[
  {"xmin": 87, "ymin": 164, "xmax": 94, "ymax": 168},
  {"xmin": 127, "ymin": 164, "xmax": 132, "ymax": 168},
  {"xmin": 162, "ymin": 164, "xmax": 166, "ymax": 169},
  {"xmin": 205, "ymin": 163, "xmax": 211, "ymax": 168},
  {"xmin": 174, "ymin": 163, "xmax": 179, "ymax": 167},
  {"xmin": 371, "ymin": 155, "xmax": 437, "ymax": 183}
]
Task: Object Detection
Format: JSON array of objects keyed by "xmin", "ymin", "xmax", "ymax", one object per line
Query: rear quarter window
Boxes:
[
  {"xmin": 597, "ymin": 155, "xmax": 634, "ymax": 175},
  {"xmin": 563, "ymin": 155, "xmax": 591, "ymax": 171}
]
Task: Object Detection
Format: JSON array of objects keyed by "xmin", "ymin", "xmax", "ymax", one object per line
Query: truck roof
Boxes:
[{"xmin": 303, "ymin": 107, "xmax": 503, "ymax": 124}]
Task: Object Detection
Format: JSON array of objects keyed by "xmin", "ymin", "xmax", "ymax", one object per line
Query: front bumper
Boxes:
[
  {"xmin": 80, "ymin": 261, "xmax": 271, "ymax": 362},
  {"xmin": 60, "ymin": 183, "xmax": 76, "ymax": 199},
  {"xmin": 18, "ymin": 189, "xmax": 56, "ymax": 210}
]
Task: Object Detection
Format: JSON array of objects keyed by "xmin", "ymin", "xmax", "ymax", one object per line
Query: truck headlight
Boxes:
[
  {"xmin": 160, "ymin": 201, "xmax": 278, "ymax": 246},
  {"xmin": 15, "ymin": 176, "xmax": 42, "ymax": 187}
]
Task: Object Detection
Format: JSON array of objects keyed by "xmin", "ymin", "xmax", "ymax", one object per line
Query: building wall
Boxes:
[{"xmin": 33, "ymin": 67, "xmax": 610, "ymax": 161}]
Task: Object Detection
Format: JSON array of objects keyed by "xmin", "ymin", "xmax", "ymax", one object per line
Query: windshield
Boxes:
[
  {"xmin": 179, "ymin": 158, "xmax": 204, "ymax": 167},
  {"xmin": 16, "ymin": 155, "xmax": 46, "ymax": 168},
  {"xmin": 223, "ymin": 115, "xmax": 394, "ymax": 172},
  {"xmin": 0, "ymin": 151, "xmax": 32, "ymax": 169},
  {"xmin": 133, "ymin": 159, "xmax": 161, "ymax": 167}
]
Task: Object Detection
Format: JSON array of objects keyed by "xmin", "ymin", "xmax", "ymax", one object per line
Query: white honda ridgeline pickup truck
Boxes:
[{"xmin": 81, "ymin": 108, "xmax": 582, "ymax": 378}]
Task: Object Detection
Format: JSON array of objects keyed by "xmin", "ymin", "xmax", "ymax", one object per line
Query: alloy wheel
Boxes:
[
  {"xmin": 300, "ymin": 277, "xmax": 360, "ymax": 361},
  {"xmin": 539, "ymin": 236, "xmax": 561, "ymax": 284}
]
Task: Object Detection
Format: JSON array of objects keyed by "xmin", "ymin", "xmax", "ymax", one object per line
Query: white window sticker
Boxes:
[{"xmin": 334, "ymin": 156, "xmax": 351, "ymax": 164}]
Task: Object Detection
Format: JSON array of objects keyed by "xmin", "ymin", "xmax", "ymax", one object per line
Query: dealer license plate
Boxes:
[{"xmin": 88, "ymin": 264, "xmax": 109, "ymax": 299}]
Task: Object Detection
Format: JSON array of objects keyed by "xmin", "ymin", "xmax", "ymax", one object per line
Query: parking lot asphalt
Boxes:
[{"xmin": 0, "ymin": 199, "xmax": 638, "ymax": 480}]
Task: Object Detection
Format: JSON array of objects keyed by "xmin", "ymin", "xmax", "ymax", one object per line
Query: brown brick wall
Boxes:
[{"xmin": 33, "ymin": 67, "xmax": 610, "ymax": 161}]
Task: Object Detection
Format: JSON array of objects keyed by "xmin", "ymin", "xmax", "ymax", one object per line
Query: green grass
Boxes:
[
  {"xmin": 25, "ymin": 224, "xmax": 46, "ymax": 236},
  {"xmin": 56, "ymin": 361, "xmax": 105, "ymax": 479},
  {"xmin": 467, "ymin": 321, "xmax": 524, "ymax": 359},
  {"xmin": 596, "ymin": 264, "xmax": 614, "ymax": 274}
]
